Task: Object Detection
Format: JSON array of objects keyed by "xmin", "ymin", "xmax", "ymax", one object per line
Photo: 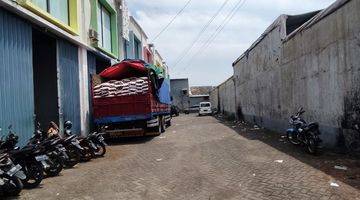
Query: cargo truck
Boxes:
[{"xmin": 91, "ymin": 60, "xmax": 171, "ymax": 138}]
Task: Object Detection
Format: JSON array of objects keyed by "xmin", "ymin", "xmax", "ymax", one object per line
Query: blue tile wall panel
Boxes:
[
  {"xmin": 0, "ymin": 8, "xmax": 34, "ymax": 145},
  {"xmin": 57, "ymin": 40, "xmax": 81, "ymax": 133}
]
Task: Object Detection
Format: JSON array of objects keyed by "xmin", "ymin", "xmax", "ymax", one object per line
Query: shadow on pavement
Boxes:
[
  {"xmin": 215, "ymin": 115, "xmax": 360, "ymax": 190},
  {"xmin": 106, "ymin": 136, "xmax": 155, "ymax": 146}
]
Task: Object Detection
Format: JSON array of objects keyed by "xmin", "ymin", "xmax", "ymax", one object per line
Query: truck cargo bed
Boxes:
[{"xmin": 93, "ymin": 88, "xmax": 170, "ymax": 124}]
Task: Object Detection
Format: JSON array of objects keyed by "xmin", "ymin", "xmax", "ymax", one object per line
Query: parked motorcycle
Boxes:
[
  {"xmin": 0, "ymin": 127, "xmax": 44, "ymax": 188},
  {"xmin": 36, "ymin": 140, "xmax": 64, "ymax": 177},
  {"xmin": 30, "ymin": 122, "xmax": 80, "ymax": 168},
  {"xmin": 87, "ymin": 128, "xmax": 107, "ymax": 157},
  {"xmin": 61, "ymin": 135, "xmax": 83, "ymax": 167},
  {"xmin": 0, "ymin": 153, "xmax": 26, "ymax": 197},
  {"xmin": 64, "ymin": 121, "xmax": 93, "ymax": 162},
  {"xmin": 286, "ymin": 107, "xmax": 322, "ymax": 154}
]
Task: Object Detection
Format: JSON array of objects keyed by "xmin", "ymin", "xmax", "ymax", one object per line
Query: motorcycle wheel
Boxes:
[
  {"xmin": 45, "ymin": 156, "xmax": 63, "ymax": 177},
  {"xmin": 3, "ymin": 175, "xmax": 23, "ymax": 196},
  {"xmin": 93, "ymin": 143, "xmax": 106, "ymax": 157},
  {"xmin": 306, "ymin": 136, "xmax": 317, "ymax": 155},
  {"xmin": 23, "ymin": 162, "xmax": 43, "ymax": 189},
  {"xmin": 80, "ymin": 145, "xmax": 93, "ymax": 162},
  {"xmin": 287, "ymin": 132, "xmax": 301, "ymax": 145},
  {"xmin": 64, "ymin": 146, "xmax": 80, "ymax": 168}
]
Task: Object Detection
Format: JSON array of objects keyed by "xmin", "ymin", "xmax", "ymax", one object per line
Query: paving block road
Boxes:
[{"xmin": 18, "ymin": 115, "xmax": 360, "ymax": 200}]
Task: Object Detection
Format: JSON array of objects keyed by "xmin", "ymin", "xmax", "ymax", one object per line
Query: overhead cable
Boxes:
[
  {"xmin": 178, "ymin": 0, "xmax": 247, "ymax": 75},
  {"xmin": 172, "ymin": 0, "xmax": 231, "ymax": 68},
  {"xmin": 151, "ymin": 0, "xmax": 193, "ymax": 42}
]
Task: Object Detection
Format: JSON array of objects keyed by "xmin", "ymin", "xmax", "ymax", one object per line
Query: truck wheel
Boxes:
[
  {"xmin": 166, "ymin": 120, "xmax": 171, "ymax": 127},
  {"xmin": 159, "ymin": 116, "xmax": 165, "ymax": 133},
  {"xmin": 149, "ymin": 116, "xmax": 162, "ymax": 136}
]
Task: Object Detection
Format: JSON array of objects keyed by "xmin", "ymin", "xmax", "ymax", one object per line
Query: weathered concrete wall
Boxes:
[
  {"xmin": 214, "ymin": 77, "xmax": 236, "ymax": 119},
  {"xmin": 233, "ymin": 0, "xmax": 360, "ymax": 150},
  {"xmin": 210, "ymin": 87, "xmax": 219, "ymax": 112}
]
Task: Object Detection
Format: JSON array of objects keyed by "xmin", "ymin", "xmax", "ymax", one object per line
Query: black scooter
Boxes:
[
  {"xmin": 63, "ymin": 121, "xmax": 93, "ymax": 162},
  {"xmin": 30, "ymin": 122, "xmax": 81, "ymax": 168},
  {"xmin": 0, "ymin": 153, "xmax": 26, "ymax": 197},
  {"xmin": 0, "ymin": 127, "xmax": 45, "ymax": 188},
  {"xmin": 87, "ymin": 129, "xmax": 107, "ymax": 157}
]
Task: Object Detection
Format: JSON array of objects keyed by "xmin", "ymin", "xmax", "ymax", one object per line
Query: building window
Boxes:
[
  {"xmin": 97, "ymin": 2, "xmax": 112, "ymax": 52},
  {"xmin": 31, "ymin": 0, "xmax": 69, "ymax": 25},
  {"xmin": 90, "ymin": 0, "xmax": 118, "ymax": 58},
  {"xmin": 19, "ymin": 0, "xmax": 78, "ymax": 35},
  {"xmin": 123, "ymin": 39, "xmax": 128, "ymax": 59},
  {"xmin": 134, "ymin": 37, "xmax": 141, "ymax": 59}
]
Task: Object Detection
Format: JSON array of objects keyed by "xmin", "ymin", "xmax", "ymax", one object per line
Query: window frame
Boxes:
[
  {"xmin": 98, "ymin": 4, "xmax": 112, "ymax": 52},
  {"xmin": 90, "ymin": 0, "xmax": 119, "ymax": 59},
  {"xmin": 123, "ymin": 39, "xmax": 129, "ymax": 59},
  {"xmin": 17, "ymin": 0, "xmax": 78, "ymax": 35},
  {"xmin": 134, "ymin": 37, "xmax": 141, "ymax": 59}
]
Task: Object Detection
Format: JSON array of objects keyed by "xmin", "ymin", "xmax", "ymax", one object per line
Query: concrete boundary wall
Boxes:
[
  {"xmin": 210, "ymin": 87, "xmax": 219, "ymax": 112},
  {"xmin": 210, "ymin": 77, "xmax": 236, "ymax": 119},
  {"xmin": 232, "ymin": 0, "xmax": 360, "ymax": 150}
]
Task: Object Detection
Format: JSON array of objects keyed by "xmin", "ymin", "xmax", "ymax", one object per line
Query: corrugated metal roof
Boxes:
[{"xmin": 0, "ymin": 8, "xmax": 35, "ymax": 145}]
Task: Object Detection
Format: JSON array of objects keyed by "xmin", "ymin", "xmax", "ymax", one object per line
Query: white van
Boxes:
[{"xmin": 199, "ymin": 102, "xmax": 212, "ymax": 116}]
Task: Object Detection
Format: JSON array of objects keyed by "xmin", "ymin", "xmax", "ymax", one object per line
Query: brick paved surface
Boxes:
[{"xmin": 18, "ymin": 115, "xmax": 360, "ymax": 200}]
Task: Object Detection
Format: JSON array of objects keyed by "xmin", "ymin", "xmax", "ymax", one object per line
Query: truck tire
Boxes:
[
  {"xmin": 161, "ymin": 116, "xmax": 166, "ymax": 133},
  {"xmin": 150, "ymin": 116, "xmax": 162, "ymax": 136},
  {"xmin": 166, "ymin": 119, "xmax": 171, "ymax": 127},
  {"xmin": 160, "ymin": 116, "xmax": 165, "ymax": 133}
]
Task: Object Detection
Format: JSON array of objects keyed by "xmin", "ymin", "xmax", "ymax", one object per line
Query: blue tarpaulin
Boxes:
[{"xmin": 157, "ymin": 78, "xmax": 171, "ymax": 105}]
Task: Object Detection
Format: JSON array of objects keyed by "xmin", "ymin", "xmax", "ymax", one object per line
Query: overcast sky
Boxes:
[{"xmin": 127, "ymin": 0, "xmax": 335, "ymax": 86}]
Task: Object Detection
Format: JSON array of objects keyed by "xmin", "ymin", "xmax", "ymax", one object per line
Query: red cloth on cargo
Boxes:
[{"xmin": 99, "ymin": 60, "xmax": 148, "ymax": 80}]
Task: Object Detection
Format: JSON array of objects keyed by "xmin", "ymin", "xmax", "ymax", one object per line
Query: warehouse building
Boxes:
[{"xmin": 0, "ymin": 0, "xmax": 166, "ymax": 144}]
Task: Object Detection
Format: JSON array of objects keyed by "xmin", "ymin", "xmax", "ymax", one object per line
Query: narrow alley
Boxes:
[{"xmin": 19, "ymin": 115, "xmax": 360, "ymax": 200}]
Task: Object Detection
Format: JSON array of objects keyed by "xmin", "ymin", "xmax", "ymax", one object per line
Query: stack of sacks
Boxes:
[{"xmin": 93, "ymin": 77, "xmax": 149, "ymax": 98}]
